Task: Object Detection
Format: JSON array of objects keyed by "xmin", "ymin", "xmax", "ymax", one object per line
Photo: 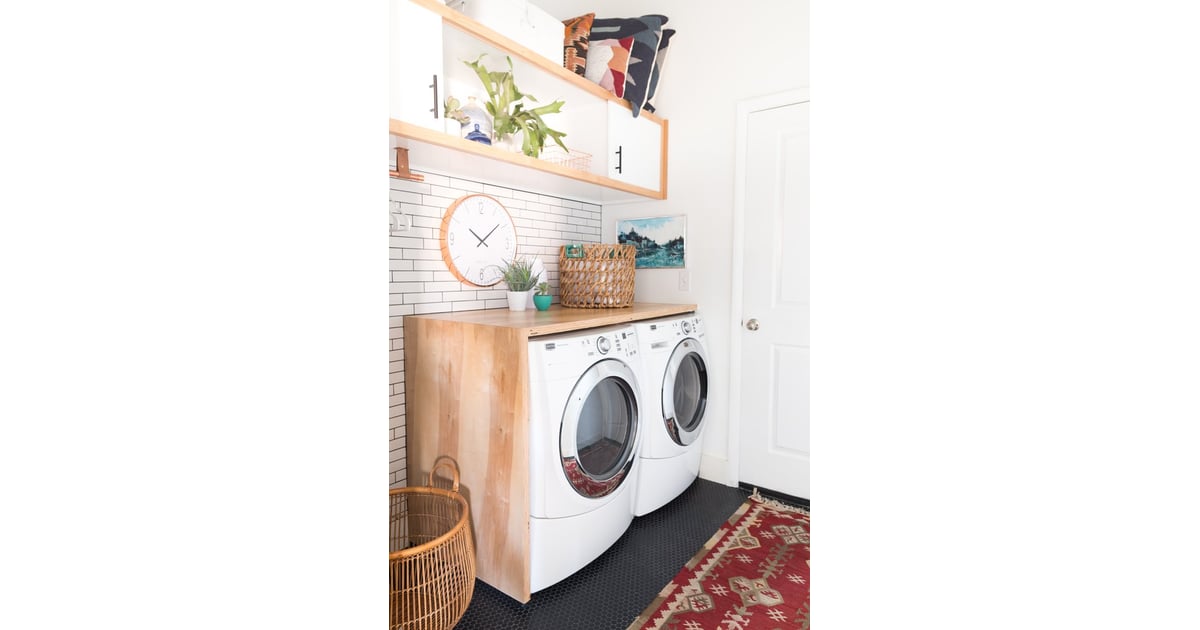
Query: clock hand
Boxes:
[
  {"xmin": 479, "ymin": 224, "xmax": 500, "ymax": 245},
  {"xmin": 468, "ymin": 228, "xmax": 488, "ymax": 247}
]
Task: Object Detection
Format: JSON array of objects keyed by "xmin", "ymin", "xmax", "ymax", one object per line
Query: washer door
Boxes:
[
  {"xmin": 662, "ymin": 338, "xmax": 709, "ymax": 446},
  {"xmin": 560, "ymin": 359, "xmax": 640, "ymax": 498}
]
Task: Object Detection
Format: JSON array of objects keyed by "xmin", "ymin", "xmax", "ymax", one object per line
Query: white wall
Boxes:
[{"xmin": 534, "ymin": 0, "xmax": 810, "ymax": 484}]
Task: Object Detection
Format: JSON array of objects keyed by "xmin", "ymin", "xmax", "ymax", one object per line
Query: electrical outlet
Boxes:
[{"xmin": 678, "ymin": 270, "xmax": 690, "ymax": 292}]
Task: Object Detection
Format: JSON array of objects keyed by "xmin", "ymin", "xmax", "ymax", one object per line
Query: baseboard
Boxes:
[
  {"xmin": 737, "ymin": 482, "xmax": 810, "ymax": 510},
  {"xmin": 698, "ymin": 454, "xmax": 736, "ymax": 486}
]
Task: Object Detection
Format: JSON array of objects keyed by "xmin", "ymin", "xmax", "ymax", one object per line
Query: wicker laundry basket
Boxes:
[
  {"xmin": 389, "ymin": 459, "xmax": 476, "ymax": 630},
  {"xmin": 558, "ymin": 243, "xmax": 636, "ymax": 308}
]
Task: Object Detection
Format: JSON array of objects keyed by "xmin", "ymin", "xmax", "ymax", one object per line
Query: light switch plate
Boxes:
[{"xmin": 678, "ymin": 270, "xmax": 690, "ymax": 291}]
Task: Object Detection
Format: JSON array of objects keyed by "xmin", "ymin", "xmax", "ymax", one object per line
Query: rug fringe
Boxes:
[{"xmin": 749, "ymin": 488, "xmax": 810, "ymax": 514}]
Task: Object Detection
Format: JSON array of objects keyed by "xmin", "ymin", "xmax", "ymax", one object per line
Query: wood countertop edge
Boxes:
[{"xmin": 404, "ymin": 303, "xmax": 698, "ymax": 337}]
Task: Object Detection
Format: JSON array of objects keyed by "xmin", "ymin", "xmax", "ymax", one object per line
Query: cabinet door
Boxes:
[
  {"xmin": 606, "ymin": 102, "xmax": 664, "ymax": 193},
  {"xmin": 390, "ymin": 0, "xmax": 444, "ymax": 131}
]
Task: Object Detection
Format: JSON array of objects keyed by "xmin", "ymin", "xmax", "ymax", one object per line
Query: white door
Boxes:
[{"xmin": 733, "ymin": 91, "xmax": 810, "ymax": 499}]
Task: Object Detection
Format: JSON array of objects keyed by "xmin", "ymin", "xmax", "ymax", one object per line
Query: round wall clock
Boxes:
[{"xmin": 440, "ymin": 193, "xmax": 519, "ymax": 287}]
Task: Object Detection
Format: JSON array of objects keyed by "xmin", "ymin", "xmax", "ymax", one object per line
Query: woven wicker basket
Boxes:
[
  {"xmin": 558, "ymin": 243, "xmax": 636, "ymax": 308},
  {"xmin": 389, "ymin": 459, "xmax": 476, "ymax": 630}
]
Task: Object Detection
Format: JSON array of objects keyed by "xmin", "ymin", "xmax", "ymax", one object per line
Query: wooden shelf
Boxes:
[
  {"xmin": 414, "ymin": 0, "xmax": 664, "ymax": 122},
  {"xmin": 392, "ymin": 0, "xmax": 669, "ymax": 203},
  {"xmin": 389, "ymin": 119, "xmax": 665, "ymax": 200}
]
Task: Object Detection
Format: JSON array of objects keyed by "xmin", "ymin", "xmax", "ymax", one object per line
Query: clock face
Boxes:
[{"xmin": 440, "ymin": 194, "xmax": 519, "ymax": 287}]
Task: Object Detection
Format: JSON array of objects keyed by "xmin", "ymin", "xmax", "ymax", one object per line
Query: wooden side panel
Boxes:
[{"xmin": 405, "ymin": 317, "xmax": 532, "ymax": 602}]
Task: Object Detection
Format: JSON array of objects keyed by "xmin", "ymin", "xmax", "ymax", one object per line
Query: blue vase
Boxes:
[
  {"xmin": 533, "ymin": 294, "xmax": 552, "ymax": 311},
  {"xmin": 460, "ymin": 96, "xmax": 492, "ymax": 146}
]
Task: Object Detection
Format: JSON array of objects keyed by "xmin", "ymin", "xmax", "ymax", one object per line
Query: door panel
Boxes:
[{"xmin": 737, "ymin": 95, "xmax": 810, "ymax": 499}]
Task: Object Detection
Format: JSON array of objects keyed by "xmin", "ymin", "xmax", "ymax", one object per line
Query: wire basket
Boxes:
[
  {"xmin": 558, "ymin": 243, "xmax": 636, "ymax": 308},
  {"xmin": 389, "ymin": 458, "xmax": 476, "ymax": 630},
  {"xmin": 540, "ymin": 146, "xmax": 592, "ymax": 172}
]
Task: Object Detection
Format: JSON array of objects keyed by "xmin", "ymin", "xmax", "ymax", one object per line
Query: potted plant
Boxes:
[
  {"xmin": 495, "ymin": 256, "xmax": 541, "ymax": 311},
  {"xmin": 464, "ymin": 54, "xmax": 568, "ymax": 157},
  {"xmin": 533, "ymin": 282, "xmax": 552, "ymax": 311}
]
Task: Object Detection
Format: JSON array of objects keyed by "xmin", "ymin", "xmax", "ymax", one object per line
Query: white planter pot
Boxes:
[{"xmin": 506, "ymin": 290, "xmax": 530, "ymax": 311}]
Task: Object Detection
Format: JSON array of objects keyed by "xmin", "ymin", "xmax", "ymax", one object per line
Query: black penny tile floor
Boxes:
[{"xmin": 452, "ymin": 478, "xmax": 804, "ymax": 630}]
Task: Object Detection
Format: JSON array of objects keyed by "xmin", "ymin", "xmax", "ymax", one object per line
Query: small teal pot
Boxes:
[{"xmin": 533, "ymin": 294, "xmax": 553, "ymax": 311}]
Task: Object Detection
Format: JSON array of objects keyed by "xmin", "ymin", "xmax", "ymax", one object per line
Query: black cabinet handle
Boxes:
[
  {"xmin": 430, "ymin": 75, "xmax": 439, "ymax": 119},
  {"xmin": 614, "ymin": 145, "xmax": 623, "ymax": 174}
]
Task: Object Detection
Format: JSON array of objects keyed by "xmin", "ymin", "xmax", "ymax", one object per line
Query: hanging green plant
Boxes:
[{"xmin": 463, "ymin": 54, "xmax": 568, "ymax": 158}]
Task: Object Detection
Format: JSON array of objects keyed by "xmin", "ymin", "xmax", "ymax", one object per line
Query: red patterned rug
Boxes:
[{"xmin": 627, "ymin": 491, "xmax": 810, "ymax": 629}]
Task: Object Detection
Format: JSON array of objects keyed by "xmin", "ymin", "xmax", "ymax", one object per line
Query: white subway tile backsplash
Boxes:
[
  {"xmin": 404, "ymin": 203, "xmax": 444, "ymax": 218},
  {"xmin": 388, "ymin": 190, "xmax": 424, "ymax": 204},
  {"xmin": 392, "ymin": 271, "xmax": 435, "ymax": 282},
  {"xmin": 413, "ymin": 302, "xmax": 452, "ymax": 314},
  {"xmin": 403, "ymin": 293, "xmax": 445, "ymax": 304},
  {"xmin": 402, "ymin": 249, "xmax": 442, "ymax": 260},
  {"xmin": 390, "ymin": 282, "xmax": 424, "ymax": 294},
  {"xmin": 428, "ymin": 185, "xmax": 460, "ymax": 199},
  {"xmin": 423, "ymin": 281, "xmax": 466, "ymax": 292},
  {"xmin": 483, "ymin": 184, "xmax": 513, "ymax": 198},
  {"xmin": 388, "ymin": 168, "xmax": 602, "ymax": 489},
  {"xmin": 450, "ymin": 300, "xmax": 488, "ymax": 311},
  {"xmin": 419, "ymin": 173, "xmax": 451, "ymax": 187},
  {"xmin": 389, "ymin": 179, "xmax": 431, "ymax": 195},
  {"xmin": 447, "ymin": 177, "xmax": 483, "ymax": 192}
]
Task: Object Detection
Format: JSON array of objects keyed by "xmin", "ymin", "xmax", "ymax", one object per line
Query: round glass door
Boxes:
[
  {"xmin": 560, "ymin": 359, "xmax": 640, "ymax": 498},
  {"xmin": 662, "ymin": 338, "xmax": 709, "ymax": 446}
]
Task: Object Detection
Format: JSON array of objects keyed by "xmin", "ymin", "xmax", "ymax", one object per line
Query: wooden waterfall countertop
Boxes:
[
  {"xmin": 405, "ymin": 302, "xmax": 697, "ymax": 337},
  {"xmin": 402, "ymin": 301, "xmax": 695, "ymax": 602}
]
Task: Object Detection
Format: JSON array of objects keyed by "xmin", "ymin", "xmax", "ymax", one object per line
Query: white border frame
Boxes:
[{"xmin": 726, "ymin": 88, "xmax": 810, "ymax": 485}]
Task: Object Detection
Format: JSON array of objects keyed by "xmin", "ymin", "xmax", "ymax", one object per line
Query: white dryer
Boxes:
[
  {"xmin": 527, "ymin": 324, "xmax": 643, "ymax": 593},
  {"xmin": 631, "ymin": 313, "xmax": 711, "ymax": 516}
]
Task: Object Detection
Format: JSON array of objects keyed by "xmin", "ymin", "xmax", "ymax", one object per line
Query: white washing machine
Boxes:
[
  {"xmin": 527, "ymin": 324, "xmax": 643, "ymax": 593},
  {"xmin": 631, "ymin": 313, "xmax": 711, "ymax": 516}
]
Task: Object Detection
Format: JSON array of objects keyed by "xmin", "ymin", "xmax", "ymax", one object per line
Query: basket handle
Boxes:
[{"xmin": 429, "ymin": 456, "xmax": 461, "ymax": 492}]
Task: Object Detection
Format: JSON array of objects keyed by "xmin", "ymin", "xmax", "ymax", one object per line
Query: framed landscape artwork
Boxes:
[{"xmin": 616, "ymin": 215, "xmax": 686, "ymax": 269}]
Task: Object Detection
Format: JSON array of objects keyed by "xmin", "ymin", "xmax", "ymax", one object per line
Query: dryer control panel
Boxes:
[{"xmin": 642, "ymin": 315, "xmax": 705, "ymax": 347}]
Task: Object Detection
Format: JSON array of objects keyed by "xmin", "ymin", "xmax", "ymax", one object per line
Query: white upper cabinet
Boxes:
[
  {"xmin": 389, "ymin": 0, "xmax": 669, "ymax": 203},
  {"xmin": 607, "ymin": 101, "xmax": 665, "ymax": 193},
  {"xmin": 390, "ymin": 0, "xmax": 444, "ymax": 131}
]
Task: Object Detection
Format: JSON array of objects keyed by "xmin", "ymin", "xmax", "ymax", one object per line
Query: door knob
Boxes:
[{"xmin": 745, "ymin": 318, "xmax": 760, "ymax": 331}]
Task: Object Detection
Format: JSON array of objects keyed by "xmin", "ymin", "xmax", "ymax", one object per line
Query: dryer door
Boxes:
[
  {"xmin": 560, "ymin": 358, "xmax": 640, "ymax": 498},
  {"xmin": 662, "ymin": 338, "xmax": 709, "ymax": 446}
]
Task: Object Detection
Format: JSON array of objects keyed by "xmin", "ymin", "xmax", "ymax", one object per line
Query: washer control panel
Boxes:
[{"xmin": 536, "ymin": 327, "xmax": 639, "ymax": 364}]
